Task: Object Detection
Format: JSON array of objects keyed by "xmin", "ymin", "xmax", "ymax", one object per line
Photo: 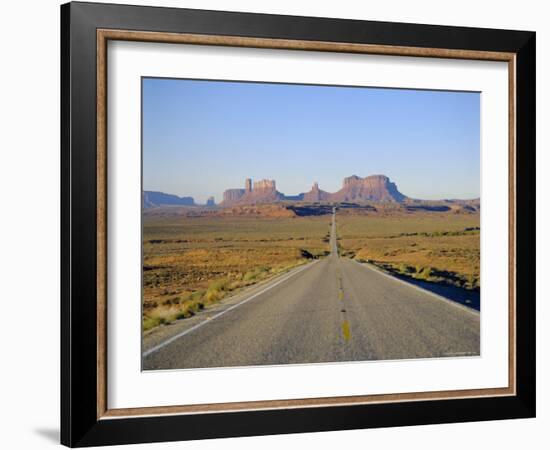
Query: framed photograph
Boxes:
[{"xmin": 61, "ymin": 2, "xmax": 536, "ymax": 447}]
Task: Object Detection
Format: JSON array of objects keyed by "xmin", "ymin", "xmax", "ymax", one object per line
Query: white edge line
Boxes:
[
  {"xmin": 143, "ymin": 260, "xmax": 319, "ymax": 358},
  {"xmin": 352, "ymin": 260, "xmax": 480, "ymax": 317}
]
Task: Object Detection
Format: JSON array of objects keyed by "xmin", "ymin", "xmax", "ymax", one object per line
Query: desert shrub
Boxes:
[
  {"xmin": 142, "ymin": 317, "xmax": 163, "ymax": 331},
  {"xmin": 228, "ymin": 280, "xmax": 243, "ymax": 290},
  {"xmin": 143, "ymin": 306, "xmax": 181, "ymax": 331},
  {"xmin": 180, "ymin": 299, "xmax": 205, "ymax": 318},
  {"xmin": 189, "ymin": 290, "xmax": 205, "ymax": 301},
  {"xmin": 208, "ymin": 279, "xmax": 229, "ymax": 292},
  {"xmin": 397, "ymin": 263, "xmax": 415, "ymax": 274},
  {"xmin": 204, "ymin": 289, "xmax": 222, "ymax": 303},
  {"xmin": 162, "ymin": 296, "xmax": 181, "ymax": 305},
  {"xmin": 416, "ymin": 266, "xmax": 433, "ymax": 280},
  {"xmin": 243, "ymin": 267, "xmax": 269, "ymax": 282},
  {"xmin": 466, "ymin": 274, "xmax": 480, "ymax": 289},
  {"xmin": 174, "ymin": 310, "xmax": 193, "ymax": 320},
  {"xmin": 243, "ymin": 270, "xmax": 256, "ymax": 282},
  {"xmin": 203, "ymin": 278, "xmax": 230, "ymax": 303}
]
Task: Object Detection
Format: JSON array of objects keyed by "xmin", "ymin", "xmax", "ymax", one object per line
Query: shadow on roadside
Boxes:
[{"xmin": 391, "ymin": 273, "xmax": 480, "ymax": 311}]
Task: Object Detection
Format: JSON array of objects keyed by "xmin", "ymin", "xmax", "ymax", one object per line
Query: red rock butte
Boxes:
[{"xmin": 221, "ymin": 175, "xmax": 407, "ymax": 206}]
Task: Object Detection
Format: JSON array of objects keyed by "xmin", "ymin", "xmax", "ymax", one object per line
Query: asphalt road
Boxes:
[{"xmin": 143, "ymin": 209, "xmax": 480, "ymax": 370}]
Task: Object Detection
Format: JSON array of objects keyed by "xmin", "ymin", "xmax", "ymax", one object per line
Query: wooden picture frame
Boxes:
[{"xmin": 61, "ymin": 1, "xmax": 535, "ymax": 447}]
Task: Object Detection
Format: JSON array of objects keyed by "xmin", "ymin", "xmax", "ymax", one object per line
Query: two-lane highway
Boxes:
[{"xmin": 143, "ymin": 209, "xmax": 479, "ymax": 370}]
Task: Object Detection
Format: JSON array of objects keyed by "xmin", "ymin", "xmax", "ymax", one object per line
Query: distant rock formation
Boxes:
[
  {"xmin": 143, "ymin": 191, "xmax": 195, "ymax": 208},
  {"xmin": 303, "ymin": 182, "xmax": 331, "ymax": 202},
  {"xmin": 223, "ymin": 188, "xmax": 245, "ymax": 204},
  {"xmin": 149, "ymin": 174, "xmax": 479, "ymax": 210},
  {"xmin": 253, "ymin": 179, "xmax": 276, "ymax": 191},
  {"xmin": 329, "ymin": 175, "xmax": 406, "ymax": 203},
  {"xmin": 222, "ymin": 179, "xmax": 284, "ymax": 206},
  {"xmin": 282, "ymin": 193, "xmax": 305, "ymax": 201},
  {"xmin": 221, "ymin": 175, "xmax": 406, "ymax": 205}
]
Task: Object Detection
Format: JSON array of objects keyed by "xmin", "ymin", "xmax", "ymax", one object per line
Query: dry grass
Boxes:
[
  {"xmin": 337, "ymin": 214, "xmax": 479, "ymax": 238},
  {"xmin": 142, "ymin": 216, "xmax": 331, "ymax": 331},
  {"xmin": 337, "ymin": 213, "xmax": 480, "ymax": 290}
]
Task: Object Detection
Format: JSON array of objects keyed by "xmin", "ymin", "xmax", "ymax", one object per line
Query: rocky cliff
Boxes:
[
  {"xmin": 303, "ymin": 182, "xmax": 331, "ymax": 202},
  {"xmin": 143, "ymin": 191, "xmax": 195, "ymax": 208},
  {"xmin": 223, "ymin": 189, "xmax": 245, "ymax": 204},
  {"xmin": 221, "ymin": 179, "xmax": 284, "ymax": 206},
  {"xmin": 329, "ymin": 175, "xmax": 406, "ymax": 203},
  {"xmin": 221, "ymin": 175, "xmax": 406, "ymax": 206}
]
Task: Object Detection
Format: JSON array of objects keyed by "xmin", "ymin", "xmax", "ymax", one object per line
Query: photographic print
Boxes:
[{"xmin": 141, "ymin": 78, "xmax": 481, "ymax": 371}]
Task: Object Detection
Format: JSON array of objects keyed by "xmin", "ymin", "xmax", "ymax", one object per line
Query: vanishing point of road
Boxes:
[{"xmin": 143, "ymin": 208, "xmax": 480, "ymax": 370}]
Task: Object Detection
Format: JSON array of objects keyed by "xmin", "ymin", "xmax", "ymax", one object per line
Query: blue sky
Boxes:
[{"xmin": 143, "ymin": 78, "xmax": 480, "ymax": 203}]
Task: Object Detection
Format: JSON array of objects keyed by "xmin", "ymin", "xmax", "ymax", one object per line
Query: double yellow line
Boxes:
[{"xmin": 336, "ymin": 269, "xmax": 351, "ymax": 342}]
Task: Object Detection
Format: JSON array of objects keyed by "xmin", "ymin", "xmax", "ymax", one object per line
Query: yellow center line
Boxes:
[
  {"xmin": 337, "ymin": 269, "xmax": 350, "ymax": 342},
  {"xmin": 342, "ymin": 320, "xmax": 351, "ymax": 342}
]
